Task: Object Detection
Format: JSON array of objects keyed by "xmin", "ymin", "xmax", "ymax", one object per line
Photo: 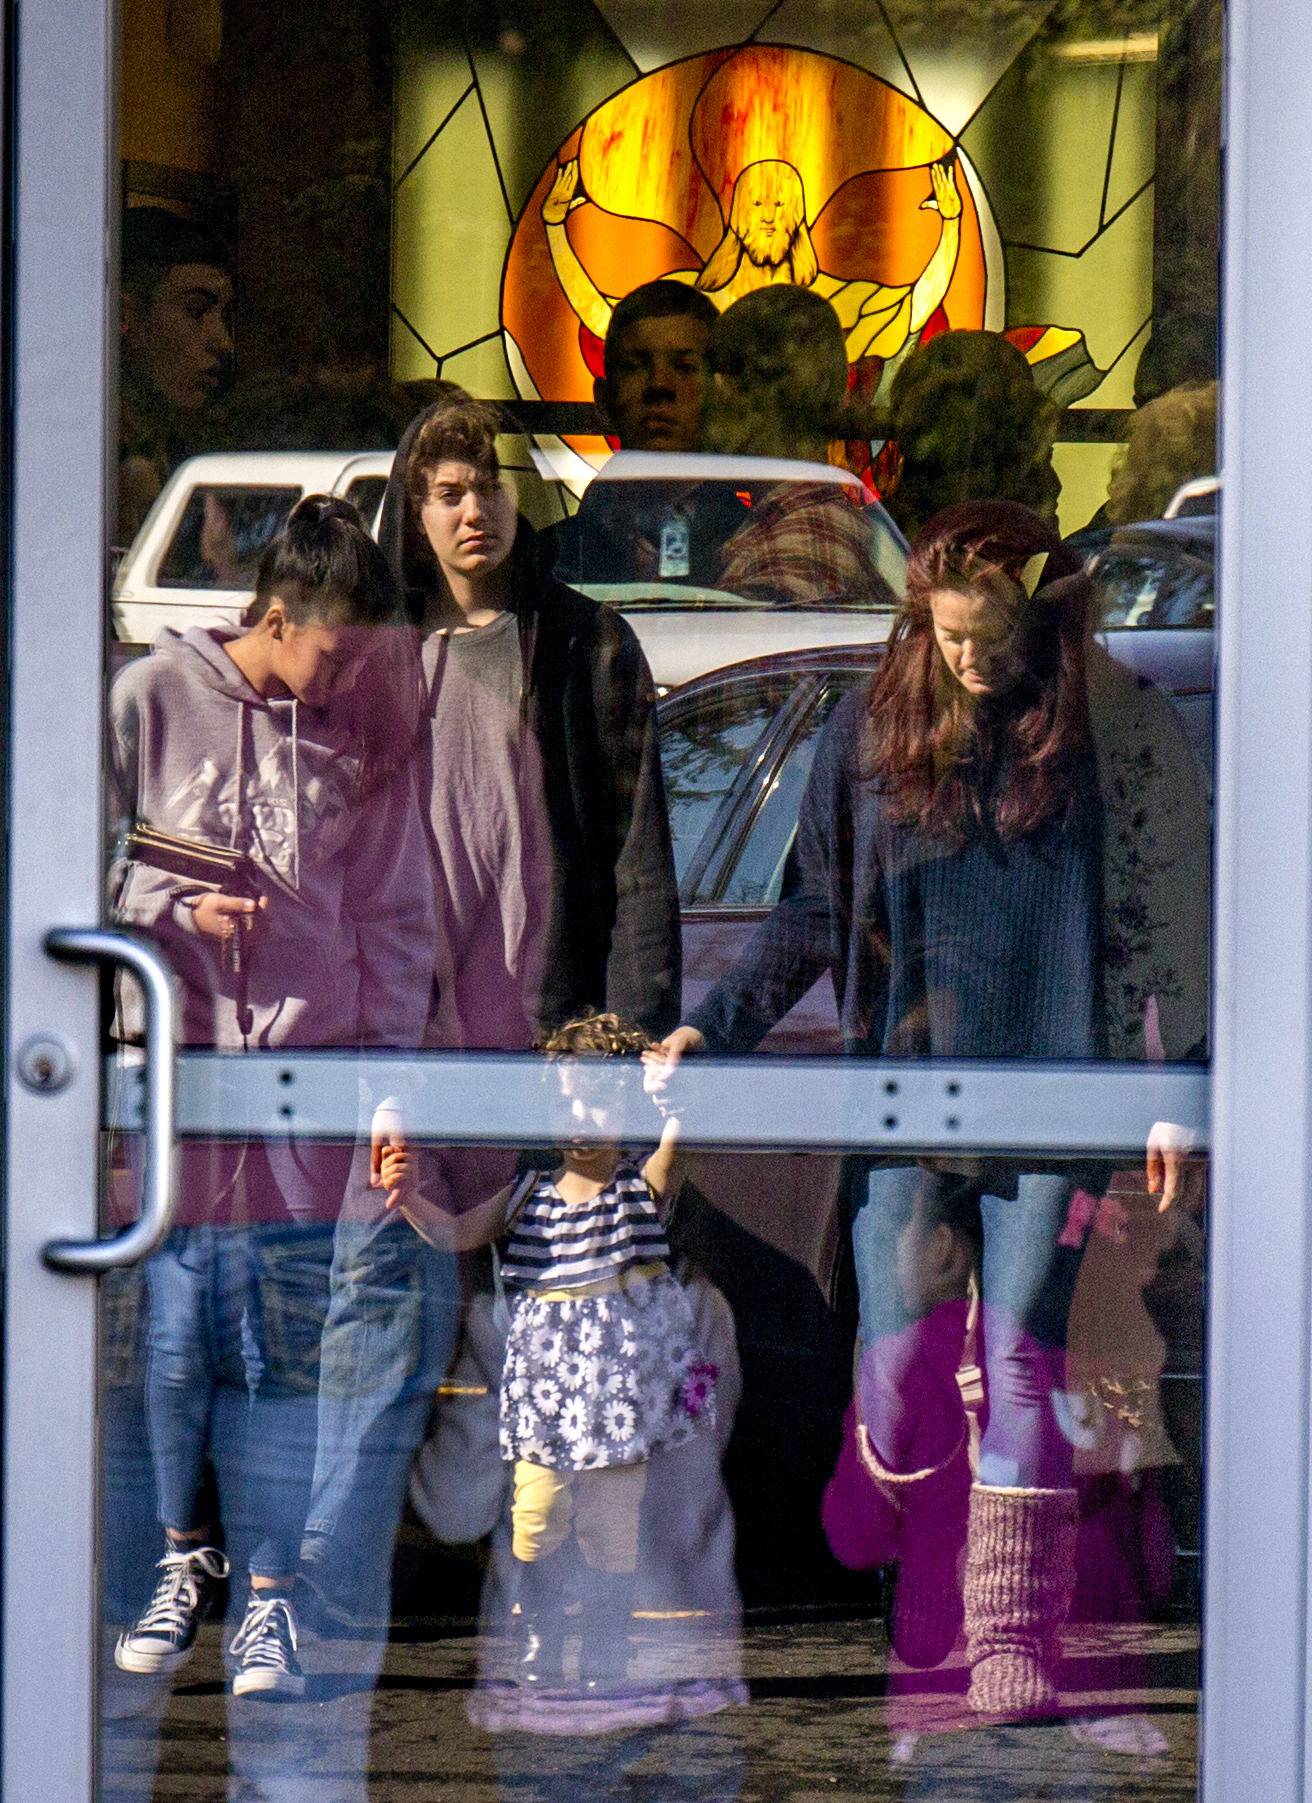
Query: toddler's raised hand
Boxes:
[{"xmin": 378, "ymin": 1144, "xmax": 417, "ymax": 1212}]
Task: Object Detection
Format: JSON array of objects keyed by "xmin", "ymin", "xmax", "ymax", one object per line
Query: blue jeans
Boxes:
[
  {"xmin": 302, "ymin": 1162, "xmax": 460, "ymax": 1619},
  {"xmin": 144, "ymin": 1222, "xmax": 333, "ymax": 1579},
  {"xmin": 852, "ymin": 1165, "xmax": 1086, "ymax": 1490}
]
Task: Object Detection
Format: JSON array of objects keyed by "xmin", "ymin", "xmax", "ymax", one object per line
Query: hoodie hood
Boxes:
[
  {"xmin": 152, "ymin": 622, "xmax": 265, "ymax": 702},
  {"xmin": 146, "ymin": 624, "xmax": 320, "ymax": 889},
  {"xmin": 377, "ymin": 401, "xmax": 437, "ymax": 614}
]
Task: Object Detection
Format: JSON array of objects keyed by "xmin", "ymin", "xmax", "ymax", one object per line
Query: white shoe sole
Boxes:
[
  {"xmin": 114, "ymin": 1637, "xmax": 194, "ymax": 1675},
  {"xmin": 232, "ymin": 1668, "xmax": 306, "ymax": 1698}
]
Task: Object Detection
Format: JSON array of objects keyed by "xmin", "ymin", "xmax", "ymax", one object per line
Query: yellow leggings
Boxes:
[{"xmin": 512, "ymin": 1459, "xmax": 649, "ymax": 1573}]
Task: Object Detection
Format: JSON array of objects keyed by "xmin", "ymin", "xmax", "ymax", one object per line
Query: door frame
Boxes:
[
  {"xmin": 1202, "ymin": 0, "xmax": 1312, "ymax": 1791},
  {"xmin": 3, "ymin": 0, "xmax": 115, "ymax": 1792},
  {"xmin": 5, "ymin": 0, "xmax": 1312, "ymax": 1795}
]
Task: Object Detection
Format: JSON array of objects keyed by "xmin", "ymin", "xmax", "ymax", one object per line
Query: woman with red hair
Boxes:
[{"xmin": 651, "ymin": 500, "xmax": 1208, "ymax": 1714}]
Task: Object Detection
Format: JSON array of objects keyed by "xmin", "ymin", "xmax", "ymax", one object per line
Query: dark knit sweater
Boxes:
[{"xmin": 688, "ymin": 682, "xmax": 1105, "ymax": 1059}]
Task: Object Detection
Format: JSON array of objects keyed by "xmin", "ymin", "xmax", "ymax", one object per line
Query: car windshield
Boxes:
[
  {"xmin": 1089, "ymin": 527, "xmax": 1215, "ymax": 630},
  {"xmin": 550, "ymin": 451, "xmax": 906, "ymax": 610},
  {"xmin": 156, "ymin": 485, "xmax": 302, "ymax": 589},
  {"xmin": 343, "ymin": 473, "xmax": 389, "ymax": 525}
]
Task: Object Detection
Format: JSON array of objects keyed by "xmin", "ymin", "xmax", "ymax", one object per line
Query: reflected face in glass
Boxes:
[
  {"xmin": 598, "ymin": 316, "xmax": 711, "ymax": 452},
  {"xmin": 122, "ymin": 263, "xmax": 234, "ymax": 411},
  {"xmin": 419, "ymin": 462, "xmax": 517, "ymax": 583},
  {"xmin": 929, "ymin": 579, "xmax": 1026, "ymax": 699},
  {"xmin": 896, "ymin": 1204, "xmax": 973, "ymax": 1319},
  {"xmin": 265, "ymin": 608, "xmax": 371, "ymax": 709}
]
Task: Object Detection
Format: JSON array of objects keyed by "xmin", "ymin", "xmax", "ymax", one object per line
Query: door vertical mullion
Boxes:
[
  {"xmin": 3, "ymin": 0, "xmax": 115, "ymax": 1792},
  {"xmin": 1206, "ymin": 0, "xmax": 1312, "ymax": 1792}
]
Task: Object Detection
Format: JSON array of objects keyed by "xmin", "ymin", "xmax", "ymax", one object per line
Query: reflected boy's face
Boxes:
[
  {"xmin": 123, "ymin": 263, "xmax": 234, "ymax": 411},
  {"xmin": 896, "ymin": 1199, "xmax": 973, "ymax": 1318},
  {"xmin": 597, "ymin": 315, "xmax": 710, "ymax": 452},
  {"xmin": 420, "ymin": 461, "xmax": 517, "ymax": 584},
  {"xmin": 549, "ymin": 1061, "xmax": 627, "ymax": 1151}
]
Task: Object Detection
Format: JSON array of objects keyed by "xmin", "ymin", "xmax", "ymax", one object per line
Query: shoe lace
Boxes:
[
  {"xmin": 230, "ymin": 1596, "xmax": 298, "ymax": 1665},
  {"xmin": 137, "ymin": 1547, "xmax": 229, "ymax": 1637}
]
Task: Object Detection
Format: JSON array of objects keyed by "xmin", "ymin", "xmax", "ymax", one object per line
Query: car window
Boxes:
[
  {"xmin": 343, "ymin": 474, "xmax": 388, "ymax": 523},
  {"xmin": 1091, "ymin": 543, "xmax": 1215, "ymax": 630},
  {"xmin": 556, "ymin": 457, "xmax": 905, "ymax": 609},
  {"xmin": 718, "ymin": 672, "xmax": 866, "ymax": 907},
  {"xmin": 659, "ymin": 675, "xmax": 799, "ymax": 886},
  {"xmin": 156, "ymin": 485, "xmax": 302, "ymax": 589}
]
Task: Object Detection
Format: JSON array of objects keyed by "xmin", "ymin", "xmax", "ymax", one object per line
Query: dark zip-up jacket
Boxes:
[{"xmin": 379, "ymin": 406, "xmax": 681, "ymax": 1036}]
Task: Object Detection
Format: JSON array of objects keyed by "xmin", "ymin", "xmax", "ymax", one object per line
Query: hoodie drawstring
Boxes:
[
  {"xmin": 230, "ymin": 704, "xmax": 244, "ymax": 852},
  {"xmin": 231, "ymin": 701, "xmax": 254, "ymax": 1043},
  {"xmin": 291, "ymin": 698, "xmax": 301, "ymax": 893}
]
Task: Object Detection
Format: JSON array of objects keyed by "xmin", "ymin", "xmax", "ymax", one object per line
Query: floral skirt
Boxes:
[{"xmin": 499, "ymin": 1268, "xmax": 716, "ymax": 1471}]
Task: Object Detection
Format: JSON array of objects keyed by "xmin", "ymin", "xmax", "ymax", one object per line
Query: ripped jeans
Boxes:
[{"xmin": 851, "ymin": 1165, "xmax": 1086, "ymax": 1491}]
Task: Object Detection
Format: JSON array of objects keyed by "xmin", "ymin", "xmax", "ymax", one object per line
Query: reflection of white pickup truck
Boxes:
[
  {"xmin": 563, "ymin": 451, "xmax": 905, "ymax": 688},
  {"xmin": 112, "ymin": 448, "xmax": 906, "ymax": 688},
  {"xmin": 112, "ymin": 451, "xmax": 396, "ymax": 646}
]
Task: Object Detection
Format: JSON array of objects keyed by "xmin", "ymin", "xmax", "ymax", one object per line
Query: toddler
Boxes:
[{"xmin": 377, "ymin": 1012, "xmax": 716, "ymax": 1691}]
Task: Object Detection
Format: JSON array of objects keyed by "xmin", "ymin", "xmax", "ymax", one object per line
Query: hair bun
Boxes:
[{"xmin": 287, "ymin": 493, "xmax": 366, "ymax": 532}]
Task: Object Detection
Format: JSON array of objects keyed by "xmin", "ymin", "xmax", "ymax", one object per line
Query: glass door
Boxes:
[{"xmin": 5, "ymin": 0, "xmax": 1310, "ymax": 1796}]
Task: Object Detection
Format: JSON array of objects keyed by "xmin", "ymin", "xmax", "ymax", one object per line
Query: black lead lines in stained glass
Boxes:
[
  {"xmin": 437, "ymin": 328, "xmax": 503, "ymax": 371},
  {"xmin": 462, "ymin": 33, "xmax": 514, "ymax": 226},
  {"xmin": 392, "ymin": 305, "xmax": 442, "ymax": 366},
  {"xmin": 395, "ymin": 81, "xmax": 477, "ymax": 192},
  {"xmin": 1099, "ymin": 46, "xmax": 1129, "ymax": 235},
  {"xmin": 1005, "ymin": 173, "xmax": 1155, "ymax": 260}
]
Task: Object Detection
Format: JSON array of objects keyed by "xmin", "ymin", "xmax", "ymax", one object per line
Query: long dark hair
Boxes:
[
  {"xmin": 247, "ymin": 494, "xmax": 425, "ymax": 799},
  {"xmin": 865, "ymin": 502, "xmax": 1093, "ymax": 842}
]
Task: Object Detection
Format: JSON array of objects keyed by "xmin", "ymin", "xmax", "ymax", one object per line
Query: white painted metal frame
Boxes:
[
  {"xmin": 1204, "ymin": 0, "xmax": 1312, "ymax": 1791},
  {"xmin": 1, "ymin": 0, "xmax": 1308, "ymax": 1794},
  {"xmin": 2, "ymin": 0, "xmax": 114, "ymax": 1791},
  {"xmin": 105, "ymin": 1050, "xmax": 1209, "ymax": 1156}
]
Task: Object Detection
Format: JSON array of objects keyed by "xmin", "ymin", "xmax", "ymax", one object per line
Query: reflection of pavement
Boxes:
[
  {"xmin": 467, "ymin": 1617, "xmax": 749, "ymax": 1735},
  {"xmin": 100, "ymin": 1615, "xmax": 1198, "ymax": 1800}
]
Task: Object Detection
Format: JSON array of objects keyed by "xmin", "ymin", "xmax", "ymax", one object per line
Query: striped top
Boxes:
[{"xmin": 500, "ymin": 1158, "xmax": 671, "ymax": 1290}]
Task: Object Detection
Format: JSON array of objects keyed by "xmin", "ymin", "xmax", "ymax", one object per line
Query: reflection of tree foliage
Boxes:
[
  {"xmin": 661, "ymin": 680, "xmax": 799, "ymax": 846},
  {"xmin": 879, "ymin": 0, "xmax": 1192, "ymax": 41},
  {"xmin": 924, "ymin": 0, "xmax": 1221, "ymax": 416},
  {"xmin": 662, "ymin": 699, "xmax": 778, "ymax": 813}
]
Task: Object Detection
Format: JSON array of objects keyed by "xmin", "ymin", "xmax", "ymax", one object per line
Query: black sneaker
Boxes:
[
  {"xmin": 114, "ymin": 1545, "xmax": 229, "ymax": 1675},
  {"xmin": 229, "ymin": 1593, "xmax": 306, "ymax": 1698}
]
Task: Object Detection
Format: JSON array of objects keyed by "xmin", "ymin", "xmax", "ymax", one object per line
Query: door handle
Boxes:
[{"xmin": 40, "ymin": 928, "xmax": 177, "ymax": 1274}]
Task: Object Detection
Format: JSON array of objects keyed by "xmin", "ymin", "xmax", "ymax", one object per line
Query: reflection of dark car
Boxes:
[
  {"xmin": 659, "ymin": 598, "xmax": 1215, "ymax": 1046},
  {"xmin": 1074, "ymin": 511, "xmax": 1216, "ymax": 784},
  {"xmin": 661, "ymin": 646, "xmax": 871, "ymax": 1052}
]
